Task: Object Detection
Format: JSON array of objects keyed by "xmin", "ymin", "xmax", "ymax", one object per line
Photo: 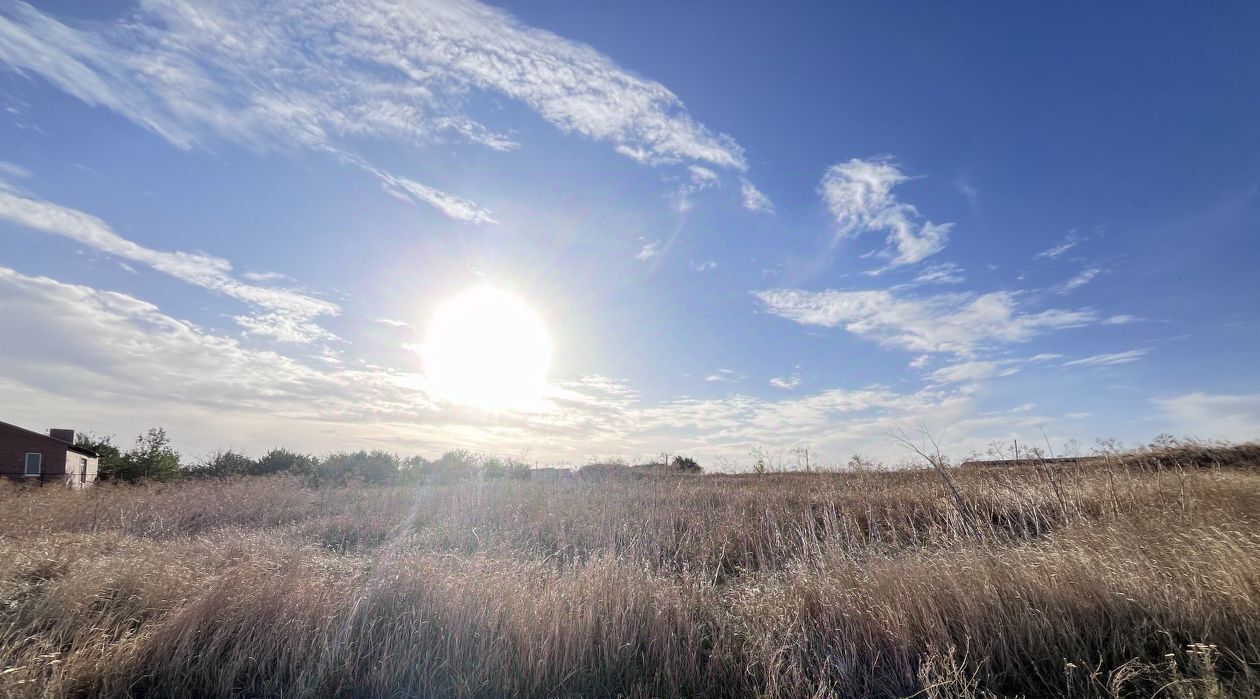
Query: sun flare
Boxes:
[{"xmin": 421, "ymin": 286, "xmax": 552, "ymax": 410}]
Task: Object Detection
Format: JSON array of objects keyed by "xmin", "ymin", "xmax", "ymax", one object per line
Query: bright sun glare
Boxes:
[{"xmin": 421, "ymin": 286, "xmax": 552, "ymax": 410}]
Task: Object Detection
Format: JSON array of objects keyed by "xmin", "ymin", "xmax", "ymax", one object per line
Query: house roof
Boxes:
[{"xmin": 0, "ymin": 420, "xmax": 99, "ymax": 457}]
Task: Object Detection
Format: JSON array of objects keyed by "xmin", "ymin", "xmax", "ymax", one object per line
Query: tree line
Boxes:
[{"xmin": 74, "ymin": 429, "xmax": 703, "ymax": 485}]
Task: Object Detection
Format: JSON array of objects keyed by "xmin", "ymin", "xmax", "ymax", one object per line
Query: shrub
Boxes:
[
  {"xmin": 253, "ymin": 448, "xmax": 317, "ymax": 477},
  {"xmin": 671, "ymin": 455, "xmax": 702, "ymax": 473}
]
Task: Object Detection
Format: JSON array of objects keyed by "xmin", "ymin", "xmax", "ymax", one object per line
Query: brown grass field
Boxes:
[{"xmin": 1, "ymin": 444, "xmax": 1258, "ymax": 698}]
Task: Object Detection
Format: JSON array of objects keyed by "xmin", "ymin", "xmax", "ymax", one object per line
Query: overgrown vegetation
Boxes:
[{"xmin": 1, "ymin": 442, "xmax": 1257, "ymax": 697}]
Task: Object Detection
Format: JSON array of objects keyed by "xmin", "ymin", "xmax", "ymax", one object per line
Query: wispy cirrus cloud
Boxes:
[
  {"xmin": 705, "ymin": 368, "xmax": 745, "ymax": 383},
  {"xmin": 0, "ymin": 160, "xmax": 30, "ymax": 179},
  {"xmin": 755, "ymin": 287, "xmax": 1096, "ymax": 357},
  {"xmin": 0, "ymin": 187, "xmax": 337, "ymax": 342},
  {"xmin": 740, "ymin": 178, "xmax": 774, "ymax": 213},
  {"xmin": 1062, "ymin": 349, "xmax": 1148, "ymax": 367},
  {"xmin": 819, "ymin": 157, "xmax": 951, "ymax": 271},
  {"xmin": 1054, "ymin": 266, "xmax": 1103, "ymax": 294},
  {"xmin": 913, "ymin": 261, "xmax": 966, "ymax": 285},
  {"xmin": 1035, "ymin": 232, "xmax": 1083, "ymax": 260},
  {"xmin": 0, "ymin": 0, "xmax": 748, "ymax": 223},
  {"xmin": 926, "ymin": 361, "xmax": 1002, "ymax": 384}
]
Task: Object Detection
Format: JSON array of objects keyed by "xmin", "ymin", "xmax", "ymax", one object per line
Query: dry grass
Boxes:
[{"xmin": 1, "ymin": 446, "xmax": 1258, "ymax": 697}]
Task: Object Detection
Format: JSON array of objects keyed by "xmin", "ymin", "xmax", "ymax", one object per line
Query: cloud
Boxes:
[
  {"xmin": 0, "ymin": 160, "xmax": 30, "ymax": 179},
  {"xmin": 0, "ymin": 188, "xmax": 337, "ymax": 342},
  {"xmin": 819, "ymin": 157, "xmax": 950, "ymax": 270},
  {"xmin": 369, "ymin": 166, "xmax": 498, "ymax": 224},
  {"xmin": 241, "ymin": 271, "xmax": 294, "ymax": 283},
  {"xmin": 769, "ymin": 373, "xmax": 801, "ymax": 390},
  {"xmin": 705, "ymin": 368, "xmax": 744, "ymax": 383},
  {"xmin": 1153, "ymin": 392, "xmax": 1260, "ymax": 443},
  {"xmin": 0, "ymin": 0, "xmax": 746, "ymax": 223},
  {"xmin": 756, "ymin": 287, "xmax": 1096, "ymax": 357},
  {"xmin": 1035, "ymin": 233, "xmax": 1082, "ymax": 261},
  {"xmin": 689, "ymin": 260, "xmax": 717, "ymax": 272},
  {"xmin": 636, "ymin": 241, "xmax": 662, "ymax": 261},
  {"xmin": 1103, "ymin": 314, "xmax": 1140, "ymax": 325},
  {"xmin": 672, "ymin": 165, "xmax": 723, "ymax": 212},
  {"xmin": 1062, "ymin": 349, "xmax": 1148, "ymax": 367},
  {"xmin": 0, "ymin": 267, "xmax": 352, "ymax": 412},
  {"xmin": 740, "ymin": 178, "xmax": 774, "ymax": 213},
  {"xmin": 1054, "ymin": 266, "xmax": 1102, "ymax": 294},
  {"xmin": 372, "ymin": 317, "xmax": 413, "ymax": 329},
  {"xmin": 954, "ymin": 172, "xmax": 979, "ymax": 213},
  {"xmin": 927, "ymin": 361, "xmax": 1001, "ymax": 384},
  {"xmin": 909, "ymin": 261, "xmax": 966, "ymax": 286}
]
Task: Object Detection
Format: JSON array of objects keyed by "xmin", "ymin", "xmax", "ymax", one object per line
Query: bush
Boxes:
[
  {"xmin": 671, "ymin": 455, "xmax": 702, "ymax": 473},
  {"xmin": 253, "ymin": 448, "xmax": 316, "ymax": 477},
  {"xmin": 431, "ymin": 450, "xmax": 476, "ymax": 484},
  {"xmin": 187, "ymin": 450, "xmax": 257, "ymax": 478}
]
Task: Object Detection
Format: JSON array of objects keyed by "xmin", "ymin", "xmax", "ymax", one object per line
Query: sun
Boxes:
[{"xmin": 421, "ymin": 286, "xmax": 552, "ymax": 410}]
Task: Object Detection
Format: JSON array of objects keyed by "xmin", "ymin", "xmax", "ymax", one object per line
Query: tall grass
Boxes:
[{"xmin": 1, "ymin": 446, "xmax": 1257, "ymax": 697}]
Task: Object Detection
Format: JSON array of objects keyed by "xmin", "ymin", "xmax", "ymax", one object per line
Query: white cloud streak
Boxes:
[
  {"xmin": 819, "ymin": 157, "xmax": 950, "ymax": 270},
  {"xmin": 1035, "ymin": 233, "xmax": 1082, "ymax": 261},
  {"xmin": 1061, "ymin": 349, "xmax": 1148, "ymax": 367},
  {"xmin": 909, "ymin": 261, "xmax": 966, "ymax": 286},
  {"xmin": 927, "ymin": 361, "xmax": 1001, "ymax": 384},
  {"xmin": 0, "ymin": 160, "xmax": 30, "ymax": 179},
  {"xmin": 756, "ymin": 287, "xmax": 1097, "ymax": 357},
  {"xmin": 705, "ymin": 368, "xmax": 744, "ymax": 383},
  {"xmin": 1054, "ymin": 266, "xmax": 1102, "ymax": 294},
  {"xmin": 0, "ymin": 188, "xmax": 337, "ymax": 342}
]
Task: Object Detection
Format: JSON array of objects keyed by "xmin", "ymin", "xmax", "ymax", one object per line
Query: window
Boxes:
[{"xmin": 24, "ymin": 452, "xmax": 41, "ymax": 477}]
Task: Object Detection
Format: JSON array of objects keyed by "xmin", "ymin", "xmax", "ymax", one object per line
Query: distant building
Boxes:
[{"xmin": 0, "ymin": 421, "xmax": 99, "ymax": 487}]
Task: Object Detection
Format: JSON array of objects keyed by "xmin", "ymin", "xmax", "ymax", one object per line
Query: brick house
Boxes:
[{"xmin": 0, "ymin": 420, "xmax": 99, "ymax": 488}]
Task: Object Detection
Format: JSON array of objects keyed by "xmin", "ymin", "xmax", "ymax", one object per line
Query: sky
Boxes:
[{"xmin": 1, "ymin": 0, "xmax": 1258, "ymax": 467}]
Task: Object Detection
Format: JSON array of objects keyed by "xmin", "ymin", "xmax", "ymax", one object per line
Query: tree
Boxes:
[
  {"xmin": 118, "ymin": 428, "xmax": 181, "ymax": 482},
  {"xmin": 398, "ymin": 455, "xmax": 431, "ymax": 484},
  {"xmin": 359, "ymin": 450, "xmax": 400, "ymax": 484},
  {"xmin": 671, "ymin": 455, "xmax": 702, "ymax": 473},
  {"xmin": 481, "ymin": 455, "xmax": 506, "ymax": 479},
  {"xmin": 432, "ymin": 449, "xmax": 476, "ymax": 483},
  {"xmin": 505, "ymin": 458, "xmax": 531, "ymax": 480},
  {"xmin": 314, "ymin": 450, "xmax": 400, "ymax": 485}
]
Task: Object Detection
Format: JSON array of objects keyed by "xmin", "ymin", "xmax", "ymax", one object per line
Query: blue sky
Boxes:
[{"xmin": 1, "ymin": 0, "xmax": 1258, "ymax": 465}]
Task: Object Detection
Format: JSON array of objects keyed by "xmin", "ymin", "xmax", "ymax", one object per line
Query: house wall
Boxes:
[
  {"xmin": 60, "ymin": 450, "xmax": 99, "ymax": 488},
  {"xmin": 0, "ymin": 431, "xmax": 68, "ymax": 482},
  {"xmin": 0, "ymin": 422, "xmax": 96, "ymax": 487}
]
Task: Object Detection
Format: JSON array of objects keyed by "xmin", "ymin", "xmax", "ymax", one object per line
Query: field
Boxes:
[{"xmin": 2, "ymin": 445, "xmax": 1259, "ymax": 698}]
